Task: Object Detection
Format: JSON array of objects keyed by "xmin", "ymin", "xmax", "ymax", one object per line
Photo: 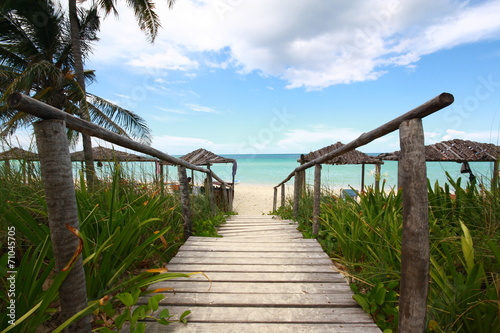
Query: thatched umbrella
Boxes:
[
  {"xmin": 180, "ymin": 148, "xmax": 237, "ymax": 185},
  {"xmin": 379, "ymin": 139, "xmax": 500, "ymax": 187},
  {"xmin": 299, "ymin": 142, "xmax": 384, "ymax": 191},
  {"xmin": 0, "ymin": 147, "xmax": 39, "ymax": 182},
  {"xmin": 0, "ymin": 147, "xmax": 38, "ymax": 161},
  {"xmin": 70, "ymin": 146, "xmax": 157, "ymax": 162}
]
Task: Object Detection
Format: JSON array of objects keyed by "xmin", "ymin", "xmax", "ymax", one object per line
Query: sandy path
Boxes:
[{"xmin": 232, "ymin": 184, "xmax": 276, "ymax": 215}]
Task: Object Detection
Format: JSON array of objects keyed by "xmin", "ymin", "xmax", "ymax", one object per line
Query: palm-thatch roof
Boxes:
[
  {"xmin": 378, "ymin": 139, "xmax": 500, "ymax": 162},
  {"xmin": 299, "ymin": 142, "xmax": 383, "ymax": 165},
  {"xmin": 0, "ymin": 147, "xmax": 38, "ymax": 161},
  {"xmin": 70, "ymin": 147, "xmax": 157, "ymax": 162},
  {"xmin": 180, "ymin": 148, "xmax": 235, "ymax": 165}
]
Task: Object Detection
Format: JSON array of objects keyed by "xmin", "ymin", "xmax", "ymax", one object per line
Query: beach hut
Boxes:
[
  {"xmin": 299, "ymin": 142, "xmax": 384, "ymax": 192},
  {"xmin": 378, "ymin": 139, "xmax": 500, "ymax": 188},
  {"xmin": 180, "ymin": 148, "xmax": 237, "ymax": 209},
  {"xmin": 70, "ymin": 146, "xmax": 161, "ymax": 184},
  {"xmin": 0, "ymin": 147, "xmax": 39, "ymax": 183},
  {"xmin": 180, "ymin": 148, "xmax": 237, "ymax": 184}
]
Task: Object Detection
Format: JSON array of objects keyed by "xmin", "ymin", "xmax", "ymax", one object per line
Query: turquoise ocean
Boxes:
[{"xmin": 103, "ymin": 154, "xmax": 497, "ymax": 190}]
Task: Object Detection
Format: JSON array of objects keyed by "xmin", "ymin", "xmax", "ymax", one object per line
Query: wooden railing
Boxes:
[
  {"xmin": 8, "ymin": 93, "xmax": 232, "ymax": 237},
  {"xmin": 8, "ymin": 92, "xmax": 235, "ymax": 331},
  {"xmin": 272, "ymin": 92, "xmax": 454, "ymax": 332}
]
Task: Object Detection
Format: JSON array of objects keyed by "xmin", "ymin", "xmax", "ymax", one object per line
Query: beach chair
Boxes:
[{"xmin": 341, "ymin": 188, "xmax": 358, "ymax": 200}]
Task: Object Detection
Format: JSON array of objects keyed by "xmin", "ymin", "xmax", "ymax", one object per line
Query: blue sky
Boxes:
[{"xmin": 35, "ymin": 0, "xmax": 500, "ymax": 154}]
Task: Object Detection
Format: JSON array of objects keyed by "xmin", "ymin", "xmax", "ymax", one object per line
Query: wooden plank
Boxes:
[
  {"xmin": 180, "ymin": 242, "xmax": 323, "ymax": 250},
  {"xmin": 153, "ymin": 281, "xmax": 353, "ymax": 294},
  {"xmin": 148, "ymin": 306, "xmax": 374, "ymax": 324},
  {"xmin": 174, "ymin": 250, "xmax": 330, "ymax": 259},
  {"xmin": 167, "ymin": 263, "xmax": 337, "ymax": 273},
  {"xmin": 165, "ymin": 272, "xmax": 345, "ymax": 283},
  {"xmin": 138, "ymin": 322, "xmax": 381, "ymax": 333},
  {"xmin": 184, "ymin": 239, "xmax": 320, "ymax": 246},
  {"xmin": 169, "ymin": 257, "xmax": 334, "ymax": 265},
  {"xmin": 138, "ymin": 292, "xmax": 359, "ymax": 307},
  {"xmin": 186, "ymin": 237, "xmax": 318, "ymax": 244}
]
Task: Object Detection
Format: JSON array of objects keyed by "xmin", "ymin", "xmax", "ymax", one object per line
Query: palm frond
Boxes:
[{"xmin": 87, "ymin": 93, "xmax": 152, "ymax": 145}]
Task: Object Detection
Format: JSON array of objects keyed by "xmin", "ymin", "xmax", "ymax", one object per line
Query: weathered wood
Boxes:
[
  {"xmin": 169, "ymin": 257, "xmax": 334, "ymax": 266},
  {"xmin": 375, "ymin": 163, "xmax": 381, "ymax": 192},
  {"xmin": 206, "ymin": 170, "xmax": 217, "ymax": 216},
  {"xmin": 178, "ymin": 166, "xmax": 192, "ymax": 239},
  {"xmin": 293, "ymin": 171, "xmax": 300, "ymax": 219},
  {"xmin": 179, "ymin": 244, "xmax": 325, "ymax": 252},
  {"xmin": 7, "ymin": 93, "xmax": 227, "ymax": 183},
  {"xmin": 361, "ymin": 163, "xmax": 366, "ymax": 191},
  {"xmin": 398, "ymin": 118, "xmax": 429, "ymax": 332},
  {"xmin": 147, "ymin": 292, "xmax": 359, "ymax": 307},
  {"xmin": 153, "ymin": 281, "xmax": 353, "ymax": 294},
  {"xmin": 150, "ymin": 306, "xmax": 373, "ymax": 323},
  {"xmin": 312, "ymin": 163, "xmax": 321, "ymax": 236},
  {"xmin": 273, "ymin": 186, "xmax": 278, "ymax": 212},
  {"xmin": 137, "ymin": 216, "xmax": 379, "ymax": 331},
  {"xmin": 137, "ymin": 322, "xmax": 382, "ymax": 333},
  {"xmin": 493, "ymin": 159, "xmax": 499, "ymax": 191},
  {"xmin": 221, "ymin": 183, "xmax": 228, "ymax": 212},
  {"xmin": 281, "ymin": 183, "xmax": 286, "ymax": 207},
  {"xmin": 166, "ymin": 263, "xmax": 338, "ymax": 273},
  {"xmin": 164, "ymin": 271, "xmax": 345, "ymax": 282},
  {"xmin": 33, "ymin": 120, "xmax": 91, "ymax": 331},
  {"xmin": 276, "ymin": 93, "xmax": 454, "ymax": 186}
]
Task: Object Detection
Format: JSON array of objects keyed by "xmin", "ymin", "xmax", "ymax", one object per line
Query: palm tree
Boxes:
[
  {"xmin": 69, "ymin": 0, "xmax": 176, "ymax": 183},
  {"xmin": 1, "ymin": 2, "xmax": 151, "ymax": 331},
  {"xmin": 0, "ymin": 0, "xmax": 152, "ymax": 145}
]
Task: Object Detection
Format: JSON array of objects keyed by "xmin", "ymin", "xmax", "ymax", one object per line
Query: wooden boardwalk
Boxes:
[{"xmin": 138, "ymin": 215, "xmax": 381, "ymax": 332}]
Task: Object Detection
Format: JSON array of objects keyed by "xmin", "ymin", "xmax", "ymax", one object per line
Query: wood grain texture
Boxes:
[{"xmin": 131, "ymin": 215, "xmax": 380, "ymax": 332}]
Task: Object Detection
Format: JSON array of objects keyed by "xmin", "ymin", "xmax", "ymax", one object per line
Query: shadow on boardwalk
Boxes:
[{"xmin": 133, "ymin": 215, "xmax": 381, "ymax": 332}]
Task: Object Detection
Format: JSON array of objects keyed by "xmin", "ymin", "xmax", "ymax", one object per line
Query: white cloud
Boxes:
[
  {"xmin": 186, "ymin": 104, "xmax": 218, "ymax": 113},
  {"xmin": 152, "ymin": 134, "xmax": 239, "ymax": 155},
  {"xmin": 440, "ymin": 129, "xmax": 500, "ymax": 143},
  {"xmin": 92, "ymin": 0, "xmax": 500, "ymax": 90},
  {"xmin": 156, "ymin": 106, "xmax": 187, "ymax": 114},
  {"xmin": 127, "ymin": 45, "xmax": 199, "ymax": 71}
]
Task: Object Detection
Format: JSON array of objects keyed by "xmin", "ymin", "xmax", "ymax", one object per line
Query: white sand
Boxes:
[{"xmin": 232, "ymin": 184, "xmax": 276, "ymax": 215}]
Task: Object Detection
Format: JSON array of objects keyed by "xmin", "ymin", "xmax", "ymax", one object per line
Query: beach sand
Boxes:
[{"xmin": 232, "ymin": 184, "xmax": 277, "ymax": 215}]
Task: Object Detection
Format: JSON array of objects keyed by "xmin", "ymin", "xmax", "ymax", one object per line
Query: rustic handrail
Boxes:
[
  {"xmin": 274, "ymin": 92, "xmax": 454, "ymax": 188},
  {"xmin": 7, "ymin": 93, "xmax": 228, "ymax": 184},
  {"xmin": 271, "ymin": 92, "xmax": 455, "ymax": 332}
]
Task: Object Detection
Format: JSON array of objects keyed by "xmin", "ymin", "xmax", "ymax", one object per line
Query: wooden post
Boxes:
[
  {"xmin": 312, "ymin": 163, "xmax": 322, "ymax": 236},
  {"xmin": 281, "ymin": 183, "xmax": 285, "ymax": 207},
  {"xmin": 206, "ymin": 170, "xmax": 217, "ymax": 216},
  {"xmin": 34, "ymin": 119, "xmax": 91, "ymax": 332},
  {"xmin": 375, "ymin": 163, "xmax": 381, "ymax": 192},
  {"xmin": 493, "ymin": 159, "xmax": 499, "ymax": 192},
  {"xmin": 293, "ymin": 171, "xmax": 300, "ymax": 219},
  {"xmin": 361, "ymin": 164, "xmax": 366, "ymax": 192},
  {"xmin": 159, "ymin": 163, "xmax": 164, "ymax": 196},
  {"xmin": 398, "ymin": 118, "xmax": 429, "ymax": 333},
  {"xmin": 221, "ymin": 182, "xmax": 228, "ymax": 212},
  {"xmin": 228, "ymin": 185, "xmax": 234, "ymax": 212},
  {"xmin": 177, "ymin": 166, "xmax": 192, "ymax": 239},
  {"xmin": 273, "ymin": 187, "xmax": 278, "ymax": 212}
]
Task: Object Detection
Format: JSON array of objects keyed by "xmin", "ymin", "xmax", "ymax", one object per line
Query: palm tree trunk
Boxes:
[
  {"xmin": 34, "ymin": 119, "xmax": 91, "ymax": 332},
  {"xmin": 69, "ymin": 0, "xmax": 96, "ymax": 186}
]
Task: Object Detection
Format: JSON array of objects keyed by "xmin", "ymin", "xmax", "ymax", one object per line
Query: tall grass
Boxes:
[
  {"xmin": 1, "ymin": 163, "xmax": 228, "ymax": 332},
  {"xmin": 275, "ymin": 178, "xmax": 499, "ymax": 332}
]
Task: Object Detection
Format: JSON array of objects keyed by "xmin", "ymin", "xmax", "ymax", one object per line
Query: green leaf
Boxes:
[
  {"xmin": 117, "ymin": 292, "xmax": 135, "ymax": 307},
  {"xmin": 374, "ymin": 283, "xmax": 387, "ymax": 305},
  {"xmin": 179, "ymin": 310, "xmax": 191, "ymax": 323},
  {"xmin": 132, "ymin": 322, "xmax": 146, "ymax": 333},
  {"xmin": 158, "ymin": 308, "xmax": 171, "ymax": 319},
  {"xmin": 353, "ymin": 295, "xmax": 370, "ymax": 312},
  {"xmin": 148, "ymin": 294, "xmax": 164, "ymax": 311}
]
